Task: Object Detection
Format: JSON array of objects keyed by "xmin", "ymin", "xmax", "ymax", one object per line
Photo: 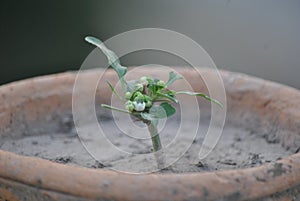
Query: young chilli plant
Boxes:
[{"xmin": 85, "ymin": 36, "xmax": 223, "ymax": 169}]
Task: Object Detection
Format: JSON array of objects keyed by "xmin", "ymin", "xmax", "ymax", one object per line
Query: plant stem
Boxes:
[
  {"xmin": 101, "ymin": 104, "xmax": 131, "ymax": 114},
  {"xmin": 147, "ymin": 122, "xmax": 166, "ymax": 169}
]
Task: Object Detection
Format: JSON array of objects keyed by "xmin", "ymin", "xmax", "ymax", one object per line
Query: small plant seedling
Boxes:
[{"xmin": 85, "ymin": 36, "xmax": 223, "ymax": 169}]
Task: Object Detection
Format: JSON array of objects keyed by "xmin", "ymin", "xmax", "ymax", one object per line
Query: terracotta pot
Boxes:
[{"xmin": 0, "ymin": 67, "xmax": 299, "ymax": 201}]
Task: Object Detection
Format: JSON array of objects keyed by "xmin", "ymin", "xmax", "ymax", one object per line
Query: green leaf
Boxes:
[
  {"xmin": 149, "ymin": 106, "xmax": 166, "ymax": 119},
  {"xmin": 165, "ymin": 90, "xmax": 176, "ymax": 96},
  {"xmin": 147, "ymin": 83, "xmax": 157, "ymax": 97},
  {"xmin": 85, "ymin": 36, "xmax": 127, "ymax": 91},
  {"xmin": 160, "ymin": 102, "xmax": 176, "ymax": 117},
  {"xmin": 156, "ymin": 92, "xmax": 178, "ymax": 103},
  {"xmin": 151, "ymin": 118, "xmax": 159, "ymax": 127},
  {"xmin": 101, "ymin": 104, "xmax": 131, "ymax": 114},
  {"xmin": 166, "ymin": 71, "xmax": 183, "ymax": 87},
  {"xmin": 176, "ymin": 91, "xmax": 223, "ymax": 108},
  {"xmin": 106, "ymin": 81, "xmax": 123, "ymax": 101},
  {"xmin": 150, "ymin": 102, "xmax": 176, "ymax": 118}
]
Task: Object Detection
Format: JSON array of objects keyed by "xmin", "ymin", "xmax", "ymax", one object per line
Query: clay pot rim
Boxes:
[{"xmin": 1, "ymin": 68, "xmax": 300, "ymax": 201}]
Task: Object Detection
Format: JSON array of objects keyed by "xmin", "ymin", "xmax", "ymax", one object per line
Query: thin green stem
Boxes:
[
  {"xmin": 147, "ymin": 123, "xmax": 162, "ymax": 151},
  {"xmin": 120, "ymin": 77, "xmax": 128, "ymax": 94},
  {"xmin": 147, "ymin": 121, "xmax": 165, "ymax": 169},
  {"xmin": 101, "ymin": 104, "xmax": 131, "ymax": 114}
]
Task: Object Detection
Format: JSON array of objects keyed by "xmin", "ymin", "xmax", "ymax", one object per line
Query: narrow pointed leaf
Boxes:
[
  {"xmin": 156, "ymin": 92, "xmax": 178, "ymax": 103},
  {"xmin": 85, "ymin": 36, "xmax": 127, "ymax": 92},
  {"xmin": 106, "ymin": 81, "xmax": 123, "ymax": 101},
  {"xmin": 166, "ymin": 71, "xmax": 183, "ymax": 87},
  {"xmin": 176, "ymin": 91, "xmax": 223, "ymax": 108}
]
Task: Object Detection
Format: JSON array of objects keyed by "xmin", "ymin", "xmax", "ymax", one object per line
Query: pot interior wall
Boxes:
[{"xmin": 0, "ymin": 68, "xmax": 299, "ymax": 172}]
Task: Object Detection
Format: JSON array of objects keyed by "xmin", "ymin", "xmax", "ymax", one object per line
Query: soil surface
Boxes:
[{"xmin": 0, "ymin": 112, "xmax": 293, "ymax": 174}]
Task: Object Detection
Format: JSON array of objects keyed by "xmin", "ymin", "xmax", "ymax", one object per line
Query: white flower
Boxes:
[{"xmin": 133, "ymin": 101, "xmax": 146, "ymax": 111}]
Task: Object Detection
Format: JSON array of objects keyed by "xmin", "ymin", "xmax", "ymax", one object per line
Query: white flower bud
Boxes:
[
  {"xmin": 140, "ymin": 76, "xmax": 148, "ymax": 85},
  {"xmin": 125, "ymin": 101, "xmax": 134, "ymax": 112},
  {"xmin": 157, "ymin": 80, "xmax": 166, "ymax": 88},
  {"xmin": 133, "ymin": 101, "xmax": 146, "ymax": 111},
  {"xmin": 125, "ymin": 92, "xmax": 132, "ymax": 100},
  {"xmin": 135, "ymin": 83, "xmax": 144, "ymax": 92},
  {"xmin": 145, "ymin": 100, "xmax": 152, "ymax": 107}
]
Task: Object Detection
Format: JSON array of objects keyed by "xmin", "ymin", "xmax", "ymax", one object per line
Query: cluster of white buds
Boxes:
[{"xmin": 124, "ymin": 77, "xmax": 156, "ymax": 112}]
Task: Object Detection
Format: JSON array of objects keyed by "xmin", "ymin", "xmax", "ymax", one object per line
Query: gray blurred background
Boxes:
[{"xmin": 1, "ymin": 0, "xmax": 300, "ymax": 88}]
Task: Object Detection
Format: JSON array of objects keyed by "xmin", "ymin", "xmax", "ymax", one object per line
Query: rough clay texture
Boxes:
[
  {"xmin": 0, "ymin": 114, "xmax": 292, "ymax": 173},
  {"xmin": 0, "ymin": 67, "xmax": 300, "ymax": 201}
]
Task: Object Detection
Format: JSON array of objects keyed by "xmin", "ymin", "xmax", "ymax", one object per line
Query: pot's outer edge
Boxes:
[
  {"xmin": 0, "ymin": 67, "xmax": 300, "ymax": 201},
  {"xmin": 0, "ymin": 150, "xmax": 299, "ymax": 201}
]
